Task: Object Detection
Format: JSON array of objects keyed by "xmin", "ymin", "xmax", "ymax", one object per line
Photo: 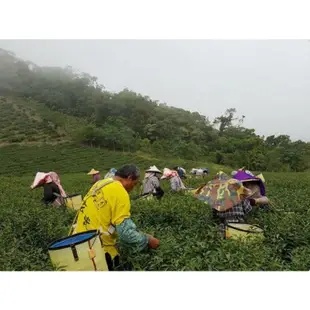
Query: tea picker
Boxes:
[
  {"xmin": 48, "ymin": 164, "xmax": 160, "ymax": 271},
  {"xmin": 194, "ymin": 170, "xmax": 265, "ymax": 240},
  {"xmin": 30, "ymin": 171, "xmax": 83, "ymax": 210},
  {"xmin": 30, "ymin": 171, "xmax": 66, "ymax": 207},
  {"xmin": 87, "ymin": 168, "xmax": 101, "ymax": 184},
  {"xmin": 161, "ymin": 168, "xmax": 186, "ymax": 192},
  {"xmin": 137, "ymin": 165, "xmax": 165, "ymax": 200}
]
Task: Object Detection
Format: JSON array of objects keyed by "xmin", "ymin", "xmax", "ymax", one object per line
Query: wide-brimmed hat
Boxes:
[
  {"xmin": 146, "ymin": 165, "xmax": 162, "ymax": 174},
  {"xmin": 87, "ymin": 168, "xmax": 100, "ymax": 175}
]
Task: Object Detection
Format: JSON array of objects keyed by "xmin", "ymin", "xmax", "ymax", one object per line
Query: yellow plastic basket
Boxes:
[
  {"xmin": 225, "ymin": 223, "xmax": 264, "ymax": 241},
  {"xmin": 65, "ymin": 194, "xmax": 83, "ymax": 210},
  {"xmin": 48, "ymin": 230, "xmax": 109, "ymax": 271},
  {"xmin": 184, "ymin": 188, "xmax": 197, "ymax": 195}
]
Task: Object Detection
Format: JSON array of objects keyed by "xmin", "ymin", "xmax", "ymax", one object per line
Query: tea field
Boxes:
[
  {"xmin": 1, "ymin": 149, "xmax": 310, "ymax": 271},
  {"xmin": 0, "ymin": 96, "xmax": 87, "ymax": 145}
]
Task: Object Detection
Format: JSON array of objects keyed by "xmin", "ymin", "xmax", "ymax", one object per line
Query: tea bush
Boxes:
[
  {"xmin": 1, "ymin": 170, "xmax": 309, "ymax": 271},
  {"xmin": 0, "ymin": 144, "xmax": 226, "ymax": 176}
]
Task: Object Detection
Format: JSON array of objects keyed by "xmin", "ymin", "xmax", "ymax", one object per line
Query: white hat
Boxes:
[{"xmin": 145, "ymin": 165, "xmax": 162, "ymax": 174}]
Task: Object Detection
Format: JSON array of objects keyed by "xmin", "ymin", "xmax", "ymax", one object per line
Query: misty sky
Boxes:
[{"xmin": 1, "ymin": 40, "xmax": 310, "ymax": 142}]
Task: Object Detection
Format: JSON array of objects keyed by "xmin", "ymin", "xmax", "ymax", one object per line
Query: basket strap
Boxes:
[
  {"xmin": 226, "ymin": 224, "xmax": 263, "ymax": 234},
  {"xmin": 71, "ymin": 179, "xmax": 116, "ymax": 236},
  {"xmin": 88, "ymin": 240, "xmax": 97, "ymax": 271},
  {"xmin": 91, "ymin": 179, "xmax": 115, "ymax": 196},
  {"xmin": 70, "ymin": 244, "xmax": 79, "ymax": 261}
]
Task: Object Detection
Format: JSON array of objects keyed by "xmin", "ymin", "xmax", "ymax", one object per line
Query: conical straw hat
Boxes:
[
  {"xmin": 87, "ymin": 168, "xmax": 100, "ymax": 175},
  {"xmin": 146, "ymin": 165, "xmax": 162, "ymax": 174}
]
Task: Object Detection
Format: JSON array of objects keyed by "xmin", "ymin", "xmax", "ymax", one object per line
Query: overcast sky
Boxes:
[{"xmin": 1, "ymin": 40, "xmax": 310, "ymax": 142}]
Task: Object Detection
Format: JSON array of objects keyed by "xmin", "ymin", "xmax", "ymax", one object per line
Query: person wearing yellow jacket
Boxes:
[{"xmin": 75, "ymin": 164, "xmax": 160, "ymax": 271}]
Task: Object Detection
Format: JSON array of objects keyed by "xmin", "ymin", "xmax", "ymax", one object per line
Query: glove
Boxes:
[
  {"xmin": 147, "ymin": 234, "xmax": 160, "ymax": 249},
  {"xmin": 249, "ymin": 198, "xmax": 257, "ymax": 206}
]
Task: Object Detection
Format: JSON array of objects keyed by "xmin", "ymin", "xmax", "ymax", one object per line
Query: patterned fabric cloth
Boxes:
[
  {"xmin": 142, "ymin": 174, "xmax": 160, "ymax": 195},
  {"xmin": 161, "ymin": 168, "xmax": 178, "ymax": 178},
  {"xmin": 170, "ymin": 175, "xmax": 186, "ymax": 192},
  {"xmin": 116, "ymin": 218, "xmax": 148, "ymax": 253},
  {"xmin": 46, "ymin": 172, "xmax": 66, "ymax": 197},
  {"xmin": 214, "ymin": 199, "xmax": 253, "ymax": 223},
  {"xmin": 31, "ymin": 171, "xmax": 66, "ymax": 197},
  {"xmin": 196, "ymin": 171, "xmax": 251, "ymax": 212},
  {"xmin": 161, "ymin": 168, "xmax": 186, "ymax": 192}
]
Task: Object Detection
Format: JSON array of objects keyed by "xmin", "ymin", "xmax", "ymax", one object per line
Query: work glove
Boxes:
[
  {"xmin": 146, "ymin": 234, "xmax": 160, "ymax": 249},
  {"xmin": 249, "ymin": 198, "xmax": 257, "ymax": 206}
]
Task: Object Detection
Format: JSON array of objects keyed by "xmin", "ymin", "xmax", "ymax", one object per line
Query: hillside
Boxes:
[
  {"xmin": 0, "ymin": 96, "xmax": 87, "ymax": 146},
  {"xmin": 0, "ymin": 143, "xmax": 226, "ymax": 176},
  {"xmin": 0, "ymin": 95, "xmax": 224, "ymax": 176},
  {"xmin": 0, "ymin": 47, "xmax": 309, "ymax": 172}
]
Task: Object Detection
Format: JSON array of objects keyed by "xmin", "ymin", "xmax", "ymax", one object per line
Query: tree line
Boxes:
[{"xmin": 0, "ymin": 47, "xmax": 309, "ymax": 172}]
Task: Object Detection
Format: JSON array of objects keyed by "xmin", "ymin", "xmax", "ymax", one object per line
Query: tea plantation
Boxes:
[{"xmin": 1, "ymin": 145, "xmax": 310, "ymax": 271}]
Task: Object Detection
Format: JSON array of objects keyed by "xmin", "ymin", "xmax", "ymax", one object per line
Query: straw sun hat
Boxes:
[
  {"xmin": 87, "ymin": 168, "xmax": 100, "ymax": 175},
  {"xmin": 145, "ymin": 165, "xmax": 162, "ymax": 174}
]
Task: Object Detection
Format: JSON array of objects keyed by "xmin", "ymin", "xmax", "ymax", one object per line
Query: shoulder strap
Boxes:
[
  {"xmin": 80, "ymin": 178, "xmax": 118, "ymax": 237},
  {"xmin": 91, "ymin": 178, "xmax": 116, "ymax": 196},
  {"xmin": 81, "ymin": 178, "xmax": 116, "ymax": 205}
]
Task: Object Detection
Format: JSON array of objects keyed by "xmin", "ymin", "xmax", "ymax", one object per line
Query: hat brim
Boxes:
[
  {"xmin": 240, "ymin": 178, "xmax": 260, "ymax": 183},
  {"xmin": 87, "ymin": 170, "xmax": 99, "ymax": 175},
  {"xmin": 146, "ymin": 169, "xmax": 162, "ymax": 174},
  {"xmin": 240, "ymin": 178, "xmax": 266, "ymax": 196}
]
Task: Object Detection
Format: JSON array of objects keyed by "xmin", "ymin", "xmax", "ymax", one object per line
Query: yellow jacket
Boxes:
[{"xmin": 75, "ymin": 178, "xmax": 131, "ymax": 259}]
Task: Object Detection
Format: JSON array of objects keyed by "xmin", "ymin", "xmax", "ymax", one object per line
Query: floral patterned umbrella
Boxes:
[{"xmin": 195, "ymin": 171, "xmax": 251, "ymax": 212}]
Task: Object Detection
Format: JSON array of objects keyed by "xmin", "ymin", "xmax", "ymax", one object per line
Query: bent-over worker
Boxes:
[
  {"xmin": 141, "ymin": 165, "xmax": 164, "ymax": 199},
  {"xmin": 75, "ymin": 164, "xmax": 160, "ymax": 271},
  {"xmin": 31, "ymin": 171, "xmax": 67, "ymax": 207},
  {"xmin": 232, "ymin": 168, "xmax": 269, "ymax": 210},
  {"xmin": 173, "ymin": 166, "xmax": 186, "ymax": 179},
  {"xmin": 161, "ymin": 168, "xmax": 186, "ymax": 192},
  {"xmin": 213, "ymin": 169, "xmax": 270, "ymax": 224},
  {"xmin": 87, "ymin": 168, "xmax": 101, "ymax": 184}
]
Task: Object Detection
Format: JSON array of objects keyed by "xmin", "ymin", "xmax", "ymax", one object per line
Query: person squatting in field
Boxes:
[
  {"xmin": 214, "ymin": 169, "xmax": 270, "ymax": 224},
  {"xmin": 87, "ymin": 168, "xmax": 101, "ymax": 184},
  {"xmin": 232, "ymin": 168, "xmax": 269, "ymax": 209},
  {"xmin": 75, "ymin": 164, "xmax": 160, "ymax": 271},
  {"xmin": 161, "ymin": 168, "xmax": 186, "ymax": 192},
  {"xmin": 30, "ymin": 171, "xmax": 67, "ymax": 207},
  {"xmin": 140, "ymin": 165, "xmax": 165, "ymax": 200}
]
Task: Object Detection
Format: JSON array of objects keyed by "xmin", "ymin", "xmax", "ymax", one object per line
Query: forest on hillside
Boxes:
[{"xmin": 0, "ymin": 47, "xmax": 309, "ymax": 172}]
